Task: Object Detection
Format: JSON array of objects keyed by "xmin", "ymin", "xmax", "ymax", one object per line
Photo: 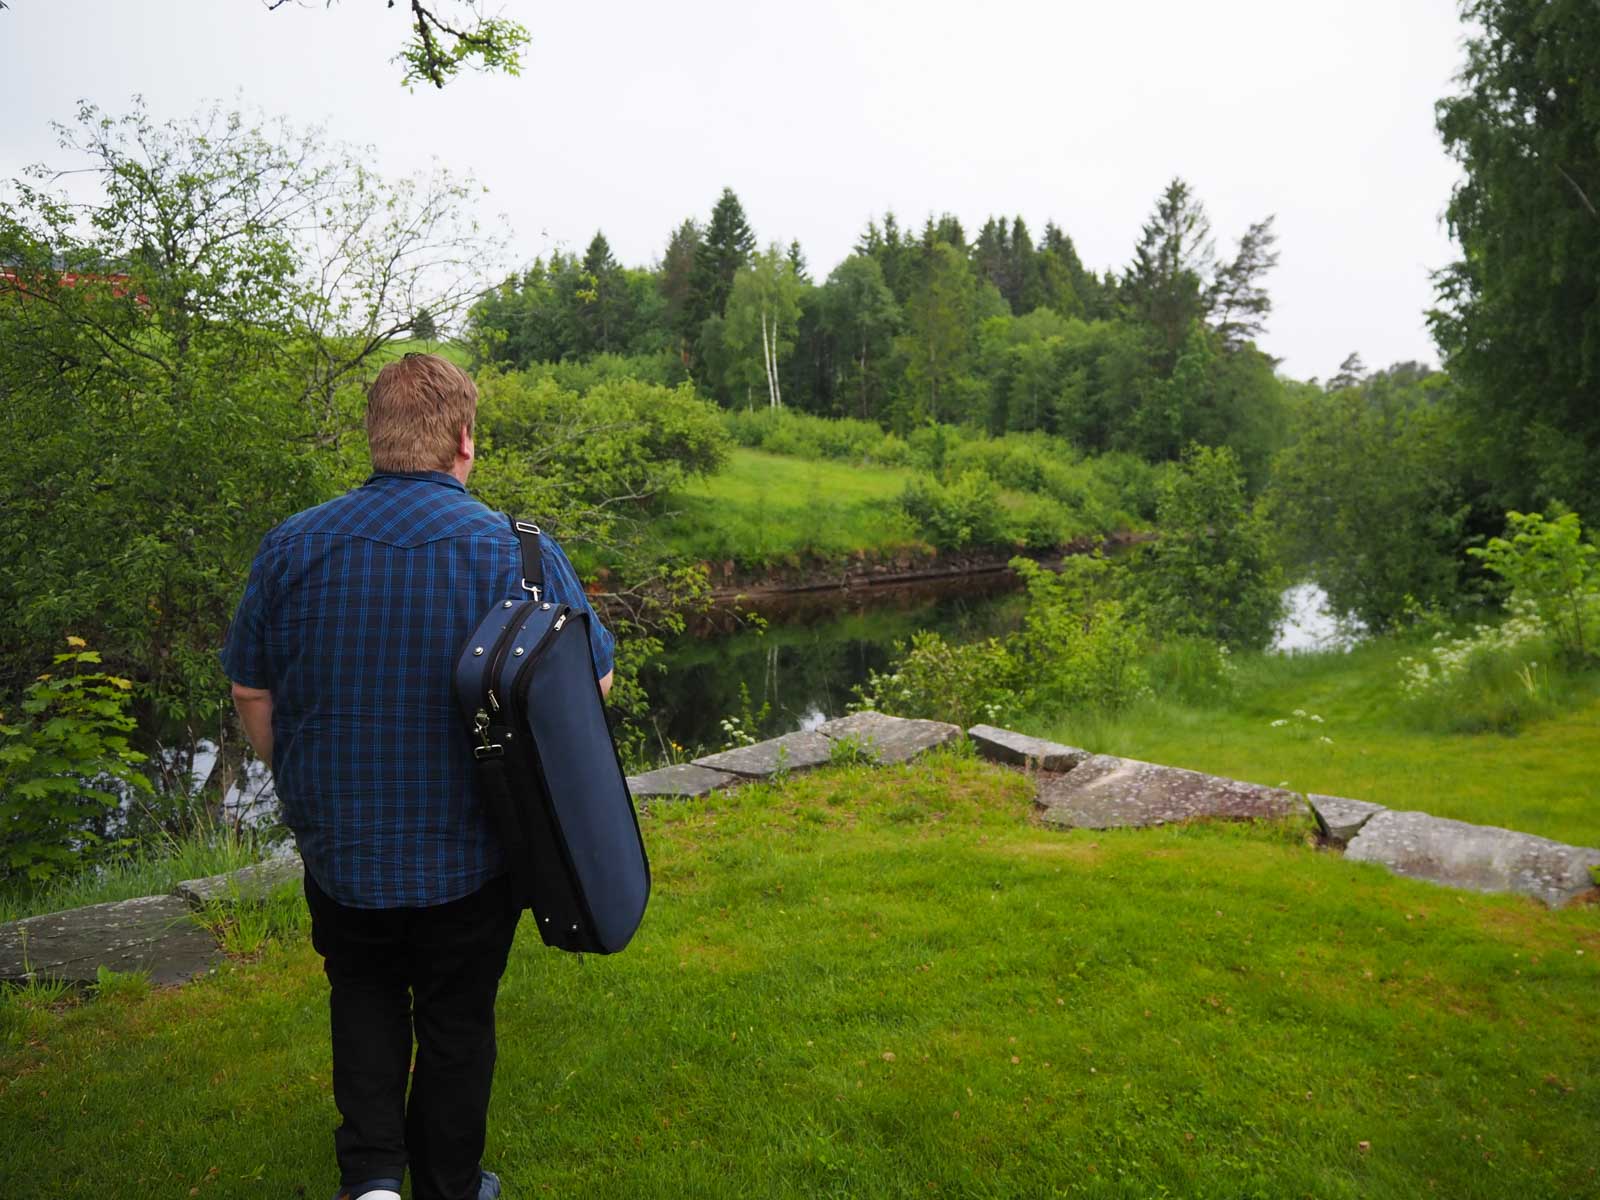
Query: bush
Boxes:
[
  {"xmin": 1133, "ymin": 444, "xmax": 1283, "ymax": 651},
  {"xmin": 898, "ymin": 472, "xmax": 1007, "ymax": 550},
  {"xmin": 859, "ymin": 554, "xmax": 1150, "ymax": 725},
  {"xmin": 854, "ymin": 632, "xmax": 1018, "ymax": 729},
  {"xmin": 1009, "ymin": 556, "xmax": 1149, "ymax": 715},
  {"xmin": 720, "ymin": 409, "xmax": 908, "ymax": 466},
  {"xmin": 0, "ymin": 639, "xmax": 152, "ymax": 885},
  {"xmin": 1469, "ymin": 509, "xmax": 1600, "ymax": 661}
]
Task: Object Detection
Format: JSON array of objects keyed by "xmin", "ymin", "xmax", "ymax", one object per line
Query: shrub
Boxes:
[
  {"xmin": 854, "ymin": 632, "xmax": 1019, "ymax": 729},
  {"xmin": 1009, "ymin": 556, "xmax": 1149, "ymax": 715},
  {"xmin": 898, "ymin": 472, "xmax": 1006, "ymax": 550},
  {"xmin": 1469, "ymin": 509, "xmax": 1600, "ymax": 661},
  {"xmin": 0, "ymin": 639, "xmax": 153, "ymax": 885},
  {"xmin": 1133, "ymin": 444, "xmax": 1283, "ymax": 651}
]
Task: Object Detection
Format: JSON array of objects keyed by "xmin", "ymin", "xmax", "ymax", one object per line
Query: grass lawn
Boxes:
[
  {"xmin": 653, "ymin": 447, "xmax": 928, "ymax": 569},
  {"xmin": 1026, "ymin": 638, "xmax": 1600, "ymax": 849},
  {"xmin": 653, "ymin": 448, "xmax": 1086, "ymax": 572},
  {"xmin": 3, "ymin": 751, "xmax": 1597, "ymax": 1198}
]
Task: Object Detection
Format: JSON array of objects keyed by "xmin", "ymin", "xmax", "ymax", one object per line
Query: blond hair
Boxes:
[{"xmin": 365, "ymin": 354, "xmax": 477, "ymax": 473}]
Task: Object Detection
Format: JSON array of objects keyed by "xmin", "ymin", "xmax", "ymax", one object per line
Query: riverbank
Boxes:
[{"xmin": 699, "ymin": 529, "xmax": 1152, "ymax": 608}]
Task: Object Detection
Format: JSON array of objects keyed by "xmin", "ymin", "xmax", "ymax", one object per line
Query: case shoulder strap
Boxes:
[{"xmin": 509, "ymin": 515, "xmax": 545, "ymax": 601}]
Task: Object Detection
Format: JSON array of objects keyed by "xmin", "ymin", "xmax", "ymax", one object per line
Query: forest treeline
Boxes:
[{"xmin": 467, "ymin": 179, "xmax": 1290, "ymax": 483}]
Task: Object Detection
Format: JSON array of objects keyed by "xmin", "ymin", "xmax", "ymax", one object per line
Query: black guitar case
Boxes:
[{"xmin": 452, "ymin": 517, "xmax": 649, "ymax": 954}]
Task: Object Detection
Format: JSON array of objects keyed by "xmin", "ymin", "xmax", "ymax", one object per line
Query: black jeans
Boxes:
[{"xmin": 305, "ymin": 870, "xmax": 520, "ymax": 1200}]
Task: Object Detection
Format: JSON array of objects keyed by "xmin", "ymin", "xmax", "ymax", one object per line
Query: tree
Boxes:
[
  {"xmin": 575, "ymin": 230, "xmax": 633, "ymax": 356},
  {"xmin": 820, "ymin": 254, "xmax": 901, "ymax": 419},
  {"xmin": 0, "ymin": 100, "xmax": 500, "ymax": 802},
  {"xmin": 1207, "ymin": 217, "xmax": 1279, "ymax": 350},
  {"xmin": 409, "ymin": 306, "xmax": 438, "ymax": 341},
  {"xmin": 1269, "ymin": 370, "xmax": 1475, "ymax": 629},
  {"xmin": 686, "ymin": 187, "xmax": 756, "ymax": 334},
  {"xmin": 900, "ymin": 241, "xmax": 976, "ymax": 426},
  {"xmin": 270, "ymin": 0, "xmax": 531, "ymax": 89},
  {"xmin": 1123, "ymin": 178, "xmax": 1215, "ymax": 365},
  {"xmin": 1135, "ymin": 444, "xmax": 1284, "ymax": 650},
  {"xmin": 857, "ymin": 212, "xmax": 915, "ymax": 303},
  {"xmin": 723, "ymin": 246, "xmax": 803, "ymax": 409},
  {"xmin": 1132, "ymin": 320, "xmax": 1216, "ymax": 460},
  {"xmin": 658, "ymin": 218, "xmax": 702, "ymax": 356},
  {"xmin": 786, "ymin": 239, "xmax": 810, "ymax": 283},
  {"xmin": 1432, "ymin": 0, "xmax": 1600, "ymax": 521}
]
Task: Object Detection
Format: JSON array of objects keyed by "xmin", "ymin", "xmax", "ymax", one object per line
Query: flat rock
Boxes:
[
  {"xmin": 816, "ymin": 710, "xmax": 961, "ymax": 765},
  {"xmin": 693, "ymin": 730, "xmax": 835, "ymax": 778},
  {"xmin": 627, "ymin": 762, "xmax": 740, "ymax": 799},
  {"xmin": 175, "ymin": 849, "xmax": 304, "ymax": 907},
  {"xmin": 1037, "ymin": 754, "xmax": 1304, "ymax": 830},
  {"xmin": 967, "ymin": 724, "xmax": 1090, "ymax": 772},
  {"xmin": 1309, "ymin": 794, "xmax": 1387, "ymax": 847},
  {"xmin": 1344, "ymin": 810, "xmax": 1600, "ymax": 908},
  {"xmin": 0, "ymin": 894, "xmax": 223, "ymax": 987}
]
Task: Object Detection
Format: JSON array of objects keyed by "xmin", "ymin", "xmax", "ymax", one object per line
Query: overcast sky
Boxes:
[{"xmin": 1, "ymin": 0, "xmax": 1470, "ymax": 381}]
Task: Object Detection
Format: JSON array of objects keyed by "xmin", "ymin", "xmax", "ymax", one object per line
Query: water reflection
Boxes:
[
  {"xmin": 647, "ymin": 579, "xmax": 1363, "ymax": 752},
  {"xmin": 1270, "ymin": 582, "xmax": 1366, "ymax": 654},
  {"xmin": 644, "ymin": 584, "xmax": 1025, "ymax": 752}
]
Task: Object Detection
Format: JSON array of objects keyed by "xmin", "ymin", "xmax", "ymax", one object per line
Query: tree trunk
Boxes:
[
  {"xmin": 859, "ymin": 335, "xmax": 869, "ymax": 419},
  {"xmin": 772, "ymin": 311, "xmax": 783, "ymax": 409}
]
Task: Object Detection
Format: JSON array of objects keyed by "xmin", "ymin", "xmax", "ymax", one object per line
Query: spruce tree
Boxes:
[
  {"xmin": 1123, "ymin": 178, "xmax": 1215, "ymax": 366},
  {"xmin": 659, "ymin": 218, "xmax": 703, "ymax": 355},
  {"xmin": 787, "ymin": 239, "xmax": 810, "ymax": 283},
  {"xmin": 687, "ymin": 187, "xmax": 756, "ymax": 331}
]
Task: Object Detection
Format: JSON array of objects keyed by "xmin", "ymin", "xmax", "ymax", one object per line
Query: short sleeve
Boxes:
[
  {"xmin": 220, "ymin": 539, "xmax": 276, "ymax": 689},
  {"xmin": 540, "ymin": 537, "xmax": 617, "ymax": 681}
]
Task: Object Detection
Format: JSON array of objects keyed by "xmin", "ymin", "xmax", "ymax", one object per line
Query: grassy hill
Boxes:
[
  {"xmin": 652, "ymin": 447, "xmax": 1103, "ymax": 573},
  {"xmin": 3, "ymin": 750, "xmax": 1596, "ymax": 1198}
]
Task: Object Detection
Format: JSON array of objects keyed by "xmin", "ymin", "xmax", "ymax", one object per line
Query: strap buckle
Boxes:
[
  {"xmin": 473, "ymin": 711, "xmax": 503, "ymax": 760},
  {"xmin": 514, "ymin": 521, "xmax": 542, "ymax": 600}
]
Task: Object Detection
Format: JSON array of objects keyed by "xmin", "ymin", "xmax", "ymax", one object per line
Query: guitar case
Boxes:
[{"xmin": 452, "ymin": 517, "xmax": 649, "ymax": 954}]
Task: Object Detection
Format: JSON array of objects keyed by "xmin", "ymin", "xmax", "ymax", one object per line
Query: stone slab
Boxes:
[
  {"xmin": 175, "ymin": 849, "xmax": 304, "ymax": 907},
  {"xmin": 967, "ymin": 724, "xmax": 1090, "ymax": 772},
  {"xmin": 1037, "ymin": 754, "xmax": 1305, "ymax": 830},
  {"xmin": 1309, "ymin": 794, "xmax": 1387, "ymax": 847},
  {"xmin": 0, "ymin": 894, "xmax": 223, "ymax": 987},
  {"xmin": 816, "ymin": 710, "xmax": 962, "ymax": 765},
  {"xmin": 627, "ymin": 762, "xmax": 740, "ymax": 799},
  {"xmin": 692, "ymin": 730, "xmax": 835, "ymax": 778},
  {"xmin": 1344, "ymin": 810, "xmax": 1600, "ymax": 908}
]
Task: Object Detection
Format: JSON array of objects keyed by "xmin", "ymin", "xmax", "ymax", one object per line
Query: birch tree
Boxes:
[{"xmin": 724, "ymin": 245, "xmax": 802, "ymax": 409}]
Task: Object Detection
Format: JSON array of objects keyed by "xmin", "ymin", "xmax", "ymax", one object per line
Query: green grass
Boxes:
[
  {"xmin": 655, "ymin": 447, "xmax": 1101, "ymax": 571},
  {"xmin": 0, "ymin": 826, "xmax": 281, "ymax": 924},
  {"xmin": 655, "ymin": 447, "xmax": 929, "ymax": 568},
  {"xmin": 1027, "ymin": 636, "xmax": 1600, "ymax": 848},
  {"xmin": 374, "ymin": 337, "xmax": 472, "ymax": 368},
  {"xmin": 2, "ymin": 751, "xmax": 1597, "ymax": 1198}
]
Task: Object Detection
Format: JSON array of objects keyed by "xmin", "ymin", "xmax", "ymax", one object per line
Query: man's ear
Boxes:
[{"xmin": 457, "ymin": 422, "xmax": 475, "ymax": 460}]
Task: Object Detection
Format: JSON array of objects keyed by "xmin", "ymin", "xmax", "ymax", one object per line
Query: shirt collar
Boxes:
[{"xmin": 364, "ymin": 469, "xmax": 467, "ymax": 493}]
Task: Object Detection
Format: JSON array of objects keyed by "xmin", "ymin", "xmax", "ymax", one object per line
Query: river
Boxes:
[{"xmin": 646, "ymin": 577, "xmax": 1359, "ymax": 753}]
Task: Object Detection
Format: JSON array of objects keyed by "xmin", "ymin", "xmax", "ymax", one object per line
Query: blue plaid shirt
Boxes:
[{"xmin": 221, "ymin": 470, "xmax": 616, "ymax": 909}]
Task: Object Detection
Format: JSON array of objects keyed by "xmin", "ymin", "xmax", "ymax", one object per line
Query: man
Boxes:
[{"xmin": 222, "ymin": 353, "xmax": 615, "ymax": 1200}]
